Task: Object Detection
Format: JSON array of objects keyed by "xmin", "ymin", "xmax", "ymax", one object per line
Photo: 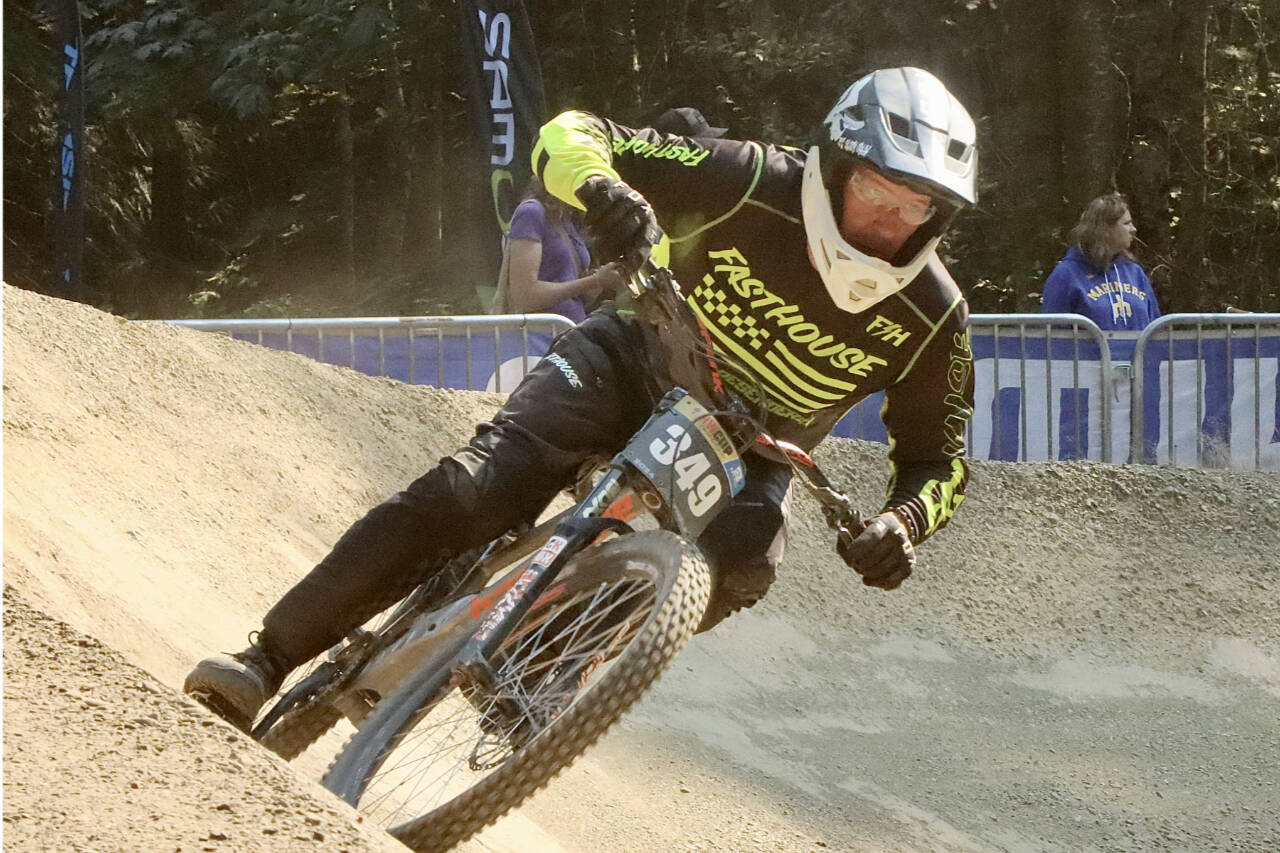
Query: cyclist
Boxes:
[{"xmin": 186, "ymin": 66, "xmax": 979, "ymax": 732}]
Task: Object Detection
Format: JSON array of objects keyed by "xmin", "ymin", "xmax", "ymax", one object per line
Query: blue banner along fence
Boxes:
[
  {"xmin": 831, "ymin": 328, "xmax": 1112, "ymax": 461},
  {"xmin": 169, "ymin": 313, "xmax": 1280, "ymax": 470},
  {"xmin": 169, "ymin": 314, "xmax": 573, "ymax": 396},
  {"xmin": 241, "ymin": 326, "xmax": 555, "ymax": 394},
  {"xmin": 1130, "ymin": 318, "xmax": 1280, "ymax": 468}
]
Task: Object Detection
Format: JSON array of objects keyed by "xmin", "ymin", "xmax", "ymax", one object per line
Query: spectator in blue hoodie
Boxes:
[{"xmin": 1041, "ymin": 193, "xmax": 1161, "ymax": 330}]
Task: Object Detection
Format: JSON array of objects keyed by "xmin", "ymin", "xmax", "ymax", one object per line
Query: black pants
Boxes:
[{"xmin": 263, "ymin": 308, "xmax": 791, "ymax": 667}]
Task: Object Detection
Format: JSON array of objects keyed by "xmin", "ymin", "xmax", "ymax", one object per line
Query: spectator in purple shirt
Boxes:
[{"xmin": 504, "ymin": 177, "xmax": 626, "ymax": 323}]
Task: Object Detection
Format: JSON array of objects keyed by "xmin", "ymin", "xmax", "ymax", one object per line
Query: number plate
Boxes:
[{"xmin": 621, "ymin": 391, "xmax": 745, "ymax": 538}]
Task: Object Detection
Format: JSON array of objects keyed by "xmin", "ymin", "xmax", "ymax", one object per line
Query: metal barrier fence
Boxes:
[
  {"xmin": 831, "ymin": 314, "xmax": 1115, "ymax": 463},
  {"xmin": 168, "ymin": 313, "xmax": 574, "ymax": 394},
  {"xmin": 168, "ymin": 311, "xmax": 1280, "ymax": 470},
  {"xmin": 970, "ymin": 314, "xmax": 1113, "ymax": 463},
  {"xmin": 1131, "ymin": 313, "xmax": 1280, "ymax": 470}
]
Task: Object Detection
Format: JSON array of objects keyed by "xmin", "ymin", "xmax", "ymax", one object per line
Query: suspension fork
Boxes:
[{"xmin": 452, "ymin": 465, "xmax": 635, "ymax": 689}]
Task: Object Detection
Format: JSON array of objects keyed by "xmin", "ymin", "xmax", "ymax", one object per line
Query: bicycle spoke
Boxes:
[
  {"xmin": 353, "ymin": 575, "xmax": 658, "ymax": 824},
  {"xmin": 321, "ymin": 531, "xmax": 710, "ymax": 853}
]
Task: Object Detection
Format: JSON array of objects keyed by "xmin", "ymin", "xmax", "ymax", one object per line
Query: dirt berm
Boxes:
[{"xmin": 4, "ymin": 282, "xmax": 1278, "ymax": 852}]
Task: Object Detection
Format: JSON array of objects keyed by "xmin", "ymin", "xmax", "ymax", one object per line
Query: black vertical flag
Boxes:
[
  {"xmin": 53, "ymin": 0, "xmax": 86, "ymax": 300},
  {"xmin": 456, "ymin": 0, "xmax": 548, "ymax": 308}
]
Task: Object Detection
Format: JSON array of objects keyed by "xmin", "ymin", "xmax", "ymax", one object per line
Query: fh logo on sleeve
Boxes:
[{"xmin": 866, "ymin": 315, "xmax": 911, "ymax": 347}]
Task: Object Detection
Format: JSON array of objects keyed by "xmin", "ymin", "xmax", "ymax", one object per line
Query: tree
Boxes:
[{"xmin": 5, "ymin": 0, "xmax": 1278, "ymax": 317}]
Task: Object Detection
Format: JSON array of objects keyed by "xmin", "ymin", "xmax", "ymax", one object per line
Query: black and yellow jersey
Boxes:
[{"xmin": 533, "ymin": 111, "xmax": 974, "ymax": 542}]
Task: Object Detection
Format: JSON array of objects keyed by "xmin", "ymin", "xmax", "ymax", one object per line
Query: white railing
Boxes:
[
  {"xmin": 168, "ymin": 313, "xmax": 575, "ymax": 394},
  {"xmin": 1131, "ymin": 313, "xmax": 1280, "ymax": 469}
]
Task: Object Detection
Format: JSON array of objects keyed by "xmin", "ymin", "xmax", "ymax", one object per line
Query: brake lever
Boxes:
[{"xmin": 753, "ymin": 434, "xmax": 863, "ymax": 533}]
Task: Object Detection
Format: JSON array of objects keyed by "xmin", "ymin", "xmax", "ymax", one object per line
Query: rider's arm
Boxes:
[
  {"xmin": 532, "ymin": 111, "xmax": 619, "ymax": 207},
  {"xmin": 878, "ymin": 288, "xmax": 974, "ymax": 544},
  {"xmin": 532, "ymin": 110, "xmax": 754, "ymax": 235}
]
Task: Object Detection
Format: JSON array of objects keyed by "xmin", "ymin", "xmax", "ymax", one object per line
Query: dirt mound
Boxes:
[
  {"xmin": 2, "ymin": 587, "xmax": 404, "ymax": 853},
  {"xmin": 5, "ymin": 283, "xmax": 1279, "ymax": 852}
]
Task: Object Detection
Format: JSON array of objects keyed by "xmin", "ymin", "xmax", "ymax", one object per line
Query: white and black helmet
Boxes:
[{"xmin": 802, "ymin": 67, "xmax": 978, "ymax": 314}]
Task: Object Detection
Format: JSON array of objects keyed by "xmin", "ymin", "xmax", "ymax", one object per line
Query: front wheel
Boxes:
[{"xmin": 321, "ymin": 529, "xmax": 711, "ymax": 853}]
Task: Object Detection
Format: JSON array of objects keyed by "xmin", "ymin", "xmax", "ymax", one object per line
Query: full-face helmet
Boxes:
[{"xmin": 802, "ymin": 67, "xmax": 978, "ymax": 313}]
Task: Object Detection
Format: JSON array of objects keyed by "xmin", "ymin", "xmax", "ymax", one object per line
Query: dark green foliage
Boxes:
[
  {"xmin": 4, "ymin": 0, "xmax": 1278, "ymax": 317},
  {"xmin": 3, "ymin": 0, "xmax": 58, "ymax": 294}
]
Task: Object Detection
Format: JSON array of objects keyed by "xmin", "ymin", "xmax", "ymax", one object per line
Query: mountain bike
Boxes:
[{"xmin": 248, "ymin": 262, "xmax": 864, "ymax": 853}]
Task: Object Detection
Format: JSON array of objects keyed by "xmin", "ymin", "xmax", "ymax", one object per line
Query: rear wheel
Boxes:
[
  {"xmin": 257, "ymin": 674, "xmax": 344, "ymax": 760},
  {"xmin": 322, "ymin": 530, "xmax": 710, "ymax": 853}
]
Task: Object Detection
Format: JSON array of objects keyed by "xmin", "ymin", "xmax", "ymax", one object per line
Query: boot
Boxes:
[{"xmin": 184, "ymin": 632, "xmax": 289, "ymax": 733}]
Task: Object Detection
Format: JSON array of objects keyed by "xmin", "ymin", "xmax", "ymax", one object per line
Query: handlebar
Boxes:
[{"xmin": 625, "ymin": 261, "xmax": 741, "ymax": 416}]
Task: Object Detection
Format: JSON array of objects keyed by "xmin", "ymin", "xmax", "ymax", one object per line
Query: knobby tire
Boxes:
[
  {"xmin": 259, "ymin": 698, "xmax": 343, "ymax": 760},
  {"xmin": 321, "ymin": 529, "xmax": 711, "ymax": 853}
]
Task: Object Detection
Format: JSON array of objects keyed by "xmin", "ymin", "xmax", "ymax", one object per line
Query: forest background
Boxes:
[{"xmin": 4, "ymin": 0, "xmax": 1279, "ymax": 320}]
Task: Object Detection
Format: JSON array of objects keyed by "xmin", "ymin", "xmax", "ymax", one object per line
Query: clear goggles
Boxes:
[{"xmin": 845, "ymin": 168, "xmax": 937, "ymax": 227}]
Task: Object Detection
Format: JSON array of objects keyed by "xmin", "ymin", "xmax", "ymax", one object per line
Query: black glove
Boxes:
[
  {"xmin": 576, "ymin": 176, "xmax": 662, "ymax": 272},
  {"xmin": 837, "ymin": 511, "xmax": 916, "ymax": 590}
]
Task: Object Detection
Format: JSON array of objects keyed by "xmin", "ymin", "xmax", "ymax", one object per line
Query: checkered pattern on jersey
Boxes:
[{"xmin": 693, "ymin": 279, "xmax": 771, "ymax": 351}]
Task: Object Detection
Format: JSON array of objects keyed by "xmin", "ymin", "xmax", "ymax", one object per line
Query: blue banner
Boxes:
[
  {"xmin": 233, "ymin": 330, "xmax": 555, "ymax": 395},
  {"xmin": 834, "ymin": 329, "xmax": 1280, "ymax": 469},
  {"xmin": 232, "ymin": 324, "xmax": 1280, "ymax": 470}
]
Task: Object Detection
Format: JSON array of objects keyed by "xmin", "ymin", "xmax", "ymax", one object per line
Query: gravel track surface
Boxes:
[{"xmin": 5, "ymin": 283, "xmax": 1278, "ymax": 852}]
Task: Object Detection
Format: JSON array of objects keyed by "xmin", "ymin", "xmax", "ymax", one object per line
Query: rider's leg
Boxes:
[
  {"xmin": 693, "ymin": 454, "xmax": 793, "ymax": 633},
  {"xmin": 183, "ymin": 434, "xmax": 574, "ymax": 732},
  {"xmin": 185, "ymin": 309, "xmax": 657, "ymax": 729}
]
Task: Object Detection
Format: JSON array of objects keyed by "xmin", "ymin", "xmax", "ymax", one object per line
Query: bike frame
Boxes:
[{"xmin": 331, "ymin": 387, "xmax": 744, "ymax": 728}]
